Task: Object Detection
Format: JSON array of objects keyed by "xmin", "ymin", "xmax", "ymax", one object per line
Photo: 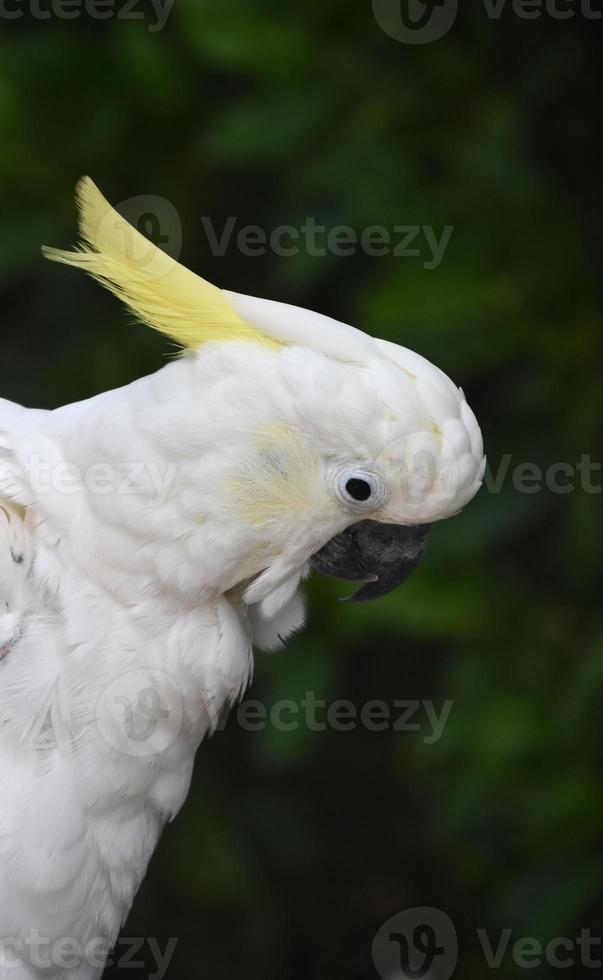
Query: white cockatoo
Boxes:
[{"xmin": 0, "ymin": 180, "xmax": 484, "ymax": 978}]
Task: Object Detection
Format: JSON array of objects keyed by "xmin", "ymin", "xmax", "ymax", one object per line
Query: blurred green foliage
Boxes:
[{"xmin": 1, "ymin": 2, "xmax": 602, "ymax": 977}]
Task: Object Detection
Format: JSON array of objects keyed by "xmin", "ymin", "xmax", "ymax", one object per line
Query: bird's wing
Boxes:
[
  {"xmin": 0, "ymin": 501, "xmax": 28, "ymax": 658},
  {"xmin": 0, "ymin": 399, "xmax": 34, "ymax": 658},
  {"xmin": 0, "ymin": 399, "xmax": 119, "ymax": 969}
]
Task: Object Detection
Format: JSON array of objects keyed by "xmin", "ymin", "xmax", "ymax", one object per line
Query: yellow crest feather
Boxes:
[{"xmin": 42, "ymin": 177, "xmax": 280, "ymax": 350}]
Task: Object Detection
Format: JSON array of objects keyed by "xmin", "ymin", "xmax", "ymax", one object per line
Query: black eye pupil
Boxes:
[{"xmin": 345, "ymin": 478, "xmax": 372, "ymax": 502}]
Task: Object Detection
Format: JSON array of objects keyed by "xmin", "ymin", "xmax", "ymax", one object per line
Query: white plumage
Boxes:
[{"xmin": 0, "ymin": 181, "xmax": 484, "ymax": 978}]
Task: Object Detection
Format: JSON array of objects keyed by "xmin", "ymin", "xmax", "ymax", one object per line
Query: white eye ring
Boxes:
[{"xmin": 329, "ymin": 466, "xmax": 390, "ymax": 512}]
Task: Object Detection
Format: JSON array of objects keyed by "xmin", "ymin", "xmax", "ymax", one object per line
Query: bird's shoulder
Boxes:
[
  {"xmin": 0, "ymin": 500, "xmax": 29, "ymax": 657},
  {"xmin": 0, "ymin": 398, "xmax": 41, "ymax": 654}
]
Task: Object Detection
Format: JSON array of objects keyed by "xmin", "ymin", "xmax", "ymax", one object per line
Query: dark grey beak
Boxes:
[{"xmin": 309, "ymin": 520, "xmax": 430, "ymax": 603}]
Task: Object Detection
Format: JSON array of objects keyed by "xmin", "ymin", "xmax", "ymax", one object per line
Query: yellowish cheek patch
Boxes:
[{"xmin": 227, "ymin": 424, "xmax": 323, "ymax": 528}]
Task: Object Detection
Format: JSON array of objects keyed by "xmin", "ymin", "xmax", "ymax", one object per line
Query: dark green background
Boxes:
[{"xmin": 1, "ymin": 2, "xmax": 602, "ymax": 977}]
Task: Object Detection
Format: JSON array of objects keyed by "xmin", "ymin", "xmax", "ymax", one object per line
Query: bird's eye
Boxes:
[
  {"xmin": 330, "ymin": 467, "xmax": 389, "ymax": 512},
  {"xmin": 345, "ymin": 478, "xmax": 372, "ymax": 501}
]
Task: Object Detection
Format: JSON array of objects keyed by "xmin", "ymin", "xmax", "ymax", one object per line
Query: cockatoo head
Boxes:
[{"xmin": 44, "ymin": 179, "xmax": 484, "ymax": 614}]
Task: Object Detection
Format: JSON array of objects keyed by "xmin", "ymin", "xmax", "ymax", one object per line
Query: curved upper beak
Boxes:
[{"xmin": 309, "ymin": 520, "xmax": 430, "ymax": 603}]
